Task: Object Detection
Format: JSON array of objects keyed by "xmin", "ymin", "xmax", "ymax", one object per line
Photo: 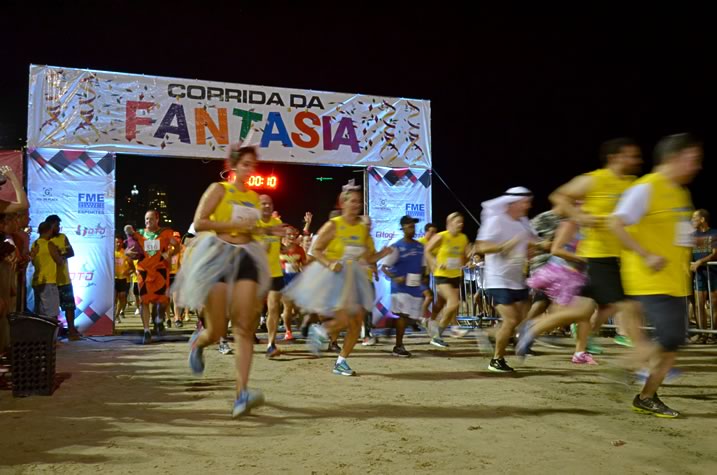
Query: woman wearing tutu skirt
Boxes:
[
  {"xmin": 284, "ymin": 182, "xmax": 391, "ymax": 376},
  {"xmin": 173, "ymin": 144, "xmax": 284, "ymax": 418},
  {"xmin": 516, "ymin": 217, "xmax": 598, "ymax": 363}
]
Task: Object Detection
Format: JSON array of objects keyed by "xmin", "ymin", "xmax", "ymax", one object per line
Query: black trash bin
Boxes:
[{"xmin": 9, "ymin": 312, "xmax": 60, "ymax": 397}]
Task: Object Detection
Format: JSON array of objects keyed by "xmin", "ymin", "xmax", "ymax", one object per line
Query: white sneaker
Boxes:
[
  {"xmin": 451, "ymin": 327, "xmax": 470, "ymax": 338},
  {"xmin": 134, "ymin": 309, "xmax": 140, "ymax": 316}
]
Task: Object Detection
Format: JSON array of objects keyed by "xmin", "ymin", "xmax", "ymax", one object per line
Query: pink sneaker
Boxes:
[{"xmin": 572, "ymin": 352, "xmax": 598, "ymax": 365}]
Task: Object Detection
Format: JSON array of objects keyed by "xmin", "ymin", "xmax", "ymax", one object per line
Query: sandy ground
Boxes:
[{"xmin": 1, "ymin": 332, "xmax": 716, "ymax": 475}]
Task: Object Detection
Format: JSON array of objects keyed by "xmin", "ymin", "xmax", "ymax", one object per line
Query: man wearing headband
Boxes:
[{"xmin": 476, "ymin": 187, "xmax": 538, "ymax": 373}]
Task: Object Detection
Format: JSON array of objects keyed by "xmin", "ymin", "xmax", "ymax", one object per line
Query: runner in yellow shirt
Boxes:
[
  {"xmin": 550, "ymin": 138, "xmax": 643, "ymax": 345},
  {"xmin": 610, "ymin": 133, "xmax": 702, "ymax": 418},
  {"xmin": 258, "ymin": 195, "xmax": 287, "ymax": 358},
  {"xmin": 114, "ymin": 237, "xmax": 135, "ymax": 324}
]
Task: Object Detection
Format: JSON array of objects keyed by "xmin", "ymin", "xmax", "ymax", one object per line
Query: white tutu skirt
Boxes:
[
  {"xmin": 283, "ymin": 260, "xmax": 374, "ymax": 317},
  {"xmin": 171, "ymin": 233, "xmax": 270, "ymax": 311}
]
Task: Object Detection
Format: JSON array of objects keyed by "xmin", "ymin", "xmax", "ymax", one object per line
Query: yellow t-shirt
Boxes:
[
  {"xmin": 210, "ymin": 182, "xmax": 261, "ymax": 237},
  {"xmin": 257, "ymin": 217, "xmax": 284, "ymax": 278},
  {"xmin": 31, "ymin": 238, "xmax": 57, "ymax": 286},
  {"xmin": 578, "ymin": 168, "xmax": 635, "ymax": 258},
  {"xmin": 115, "ymin": 251, "xmax": 132, "ymax": 281},
  {"xmin": 324, "ymin": 216, "xmax": 369, "ymax": 262},
  {"xmin": 620, "ymin": 173, "xmax": 693, "ymax": 297},
  {"xmin": 434, "ymin": 231, "xmax": 469, "ymax": 278},
  {"xmin": 50, "ymin": 234, "xmax": 71, "ymax": 286}
]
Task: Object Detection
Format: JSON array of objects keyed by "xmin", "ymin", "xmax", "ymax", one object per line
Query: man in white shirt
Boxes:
[{"xmin": 476, "ymin": 187, "xmax": 537, "ymax": 373}]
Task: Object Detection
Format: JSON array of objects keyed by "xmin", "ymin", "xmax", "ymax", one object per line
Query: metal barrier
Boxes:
[
  {"xmin": 456, "ymin": 263, "xmax": 499, "ymax": 328},
  {"xmin": 449, "ymin": 261, "xmax": 717, "ymax": 335}
]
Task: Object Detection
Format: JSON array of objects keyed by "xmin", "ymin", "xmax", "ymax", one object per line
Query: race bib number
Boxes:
[
  {"xmin": 406, "ymin": 273, "xmax": 422, "ymax": 287},
  {"xmin": 446, "ymin": 257, "xmax": 462, "ymax": 270},
  {"xmin": 144, "ymin": 240, "xmax": 160, "ymax": 252},
  {"xmin": 232, "ymin": 204, "xmax": 260, "ymax": 222},
  {"xmin": 675, "ymin": 221, "xmax": 694, "ymax": 247},
  {"xmin": 343, "ymin": 245, "xmax": 365, "ymax": 260}
]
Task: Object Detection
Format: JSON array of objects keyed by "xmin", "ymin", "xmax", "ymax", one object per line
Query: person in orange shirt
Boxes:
[{"xmin": 126, "ymin": 210, "xmax": 178, "ymax": 344}]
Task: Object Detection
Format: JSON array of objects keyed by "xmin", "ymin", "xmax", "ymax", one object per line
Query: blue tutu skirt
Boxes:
[
  {"xmin": 283, "ymin": 260, "xmax": 374, "ymax": 317},
  {"xmin": 171, "ymin": 233, "xmax": 270, "ymax": 311}
]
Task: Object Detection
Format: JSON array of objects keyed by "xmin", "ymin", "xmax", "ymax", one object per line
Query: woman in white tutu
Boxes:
[
  {"xmin": 172, "ymin": 144, "xmax": 283, "ymax": 418},
  {"xmin": 284, "ymin": 182, "xmax": 391, "ymax": 376}
]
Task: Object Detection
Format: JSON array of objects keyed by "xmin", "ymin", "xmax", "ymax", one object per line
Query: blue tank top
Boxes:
[{"xmin": 388, "ymin": 239, "xmax": 425, "ymax": 298}]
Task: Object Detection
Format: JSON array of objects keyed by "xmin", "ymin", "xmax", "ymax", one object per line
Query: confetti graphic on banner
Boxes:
[{"xmin": 28, "ymin": 66, "xmax": 431, "ymax": 168}]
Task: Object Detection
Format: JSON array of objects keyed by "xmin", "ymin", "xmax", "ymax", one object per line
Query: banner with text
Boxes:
[
  {"xmin": 28, "ymin": 65, "xmax": 431, "ymax": 168},
  {"xmin": 27, "ymin": 148, "xmax": 115, "ymax": 335},
  {"xmin": 367, "ymin": 167, "xmax": 432, "ymax": 323}
]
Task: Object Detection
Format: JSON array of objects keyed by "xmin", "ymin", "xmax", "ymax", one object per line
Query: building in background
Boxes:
[
  {"xmin": 117, "ymin": 185, "xmax": 146, "ymax": 231},
  {"xmin": 147, "ymin": 184, "xmax": 173, "ymax": 226}
]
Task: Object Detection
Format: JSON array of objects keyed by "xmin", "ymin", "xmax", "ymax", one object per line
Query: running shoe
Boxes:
[
  {"xmin": 154, "ymin": 321, "xmax": 165, "ymax": 337},
  {"xmin": 142, "ymin": 331, "xmax": 152, "ymax": 345},
  {"xmin": 392, "ymin": 346, "xmax": 412, "ymax": 358},
  {"xmin": 631, "ymin": 394, "xmax": 680, "ymax": 418},
  {"xmin": 362, "ymin": 336, "xmax": 379, "ymax": 346},
  {"xmin": 175, "ymin": 320, "xmax": 184, "ymax": 328},
  {"xmin": 283, "ymin": 332, "xmax": 295, "ymax": 342},
  {"xmin": 266, "ymin": 344, "xmax": 280, "ymax": 359},
  {"xmin": 430, "ymin": 337, "xmax": 449, "ymax": 348},
  {"xmin": 332, "ymin": 360, "xmax": 356, "ymax": 376},
  {"xmin": 253, "ymin": 334, "xmax": 260, "ymax": 344},
  {"xmin": 614, "ymin": 335, "xmax": 633, "ymax": 347},
  {"xmin": 488, "ymin": 357, "xmax": 514, "ymax": 373},
  {"xmin": 134, "ymin": 309, "xmax": 140, "ymax": 316},
  {"xmin": 167, "ymin": 319, "xmax": 172, "ymax": 328},
  {"xmin": 218, "ymin": 342, "xmax": 233, "ymax": 355},
  {"xmin": 571, "ymin": 352, "xmax": 598, "ymax": 365},
  {"xmin": 451, "ymin": 327, "xmax": 470, "ymax": 338},
  {"xmin": 188, "ymin": 332, "xmax": 205, "ymax": 375},
  {"xmin": 587, "ymin": 339, "xmax": 603, "ymax": 355},
  {"xmin": 307, "ymin": 324, "xmax": 329, "ymax": 356},
  {"xmin": 232, "ymin": 388, "xmax": 265, "ymax": 418},
  {"xmin": 328, "ymin": 341, "xmax": 342, "ymax": 354}
]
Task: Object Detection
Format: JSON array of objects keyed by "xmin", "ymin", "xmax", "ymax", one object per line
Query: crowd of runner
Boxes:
[{"xmin": 0, "ymin": 133, "xmax": 712, "ymax": 421}]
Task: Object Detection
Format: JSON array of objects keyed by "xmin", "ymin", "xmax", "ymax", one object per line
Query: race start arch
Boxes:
[{"xmin": 26, "ymin": 65, "xmax": 432, "ymax": 335}]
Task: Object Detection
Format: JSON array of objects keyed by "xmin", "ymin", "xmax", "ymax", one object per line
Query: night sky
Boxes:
[{"xmin": 1, "ymin": 4, "xmax": 714, "ymax": 239}]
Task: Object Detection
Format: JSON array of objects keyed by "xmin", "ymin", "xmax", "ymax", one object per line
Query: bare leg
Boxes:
[
  {"xmin": 494, "ymin": 301, "xmax": 529, "ymax": 359},
  {"xmin": 437, "ymin": 284, "xmax": 460, "ymax": 333},
  {"xmin": 281, "ymin": 297, "xmax": 294, "ymax": 337},
  {"xmin": 230, "ymin": 280, "xmax": 260, "ymax": 392},
  {"xmin": 527, "ymin": 297, "xmax": 595, "ymax": 338},
  {"xmin": 395, "ymin": 315, "xmax": 407, "ymax": 347},
  {"xmin": 640, "ymin": 351, "xmax": 677, "ymax": 399},
  {"xmin": 266, "ymin": 290, "xmax": 282, "ymax": 346}
]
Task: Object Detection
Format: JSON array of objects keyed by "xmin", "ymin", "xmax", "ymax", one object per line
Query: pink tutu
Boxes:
[{"xmin": 527, "ymin": 261, "xmax": 587, "ymax": 306}]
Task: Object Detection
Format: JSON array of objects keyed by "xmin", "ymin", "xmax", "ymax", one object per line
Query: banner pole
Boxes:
[{"xmin": 363, "ymin": 168, "xmax": 369, "ymax": 216}]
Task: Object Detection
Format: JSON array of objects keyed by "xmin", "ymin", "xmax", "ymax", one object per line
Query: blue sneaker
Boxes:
[
  {"xmin": 516, "ymin": 321, "xmax": 537, "ymax": 358},
  {"xmin": 231, "ymin": 388, "xmax": 265, "ymax": 419},
  {"xmin": 332, "ymin": 360, "xmax": 356, "ymax": 376},
  {"xmin": 307, "ymin": 324, "xmax": 329, "ymax": 356},
  {"xmin": 188, "ymin": 331, "xmax": 205, "ymax": 375},
  {"xmin": 266, "ymin": 344, "xmax": 280, "ymax": 359}
]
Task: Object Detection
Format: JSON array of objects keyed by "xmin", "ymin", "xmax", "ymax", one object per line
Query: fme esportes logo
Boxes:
[{"xmin": 78, "ymin": 193, "xmax": 105, "ymax": 215}]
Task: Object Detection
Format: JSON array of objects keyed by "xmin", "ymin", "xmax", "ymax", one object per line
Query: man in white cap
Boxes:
[{"xmin": 476, "ymin": 187, "xmax": 537, "ymax": 372}]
